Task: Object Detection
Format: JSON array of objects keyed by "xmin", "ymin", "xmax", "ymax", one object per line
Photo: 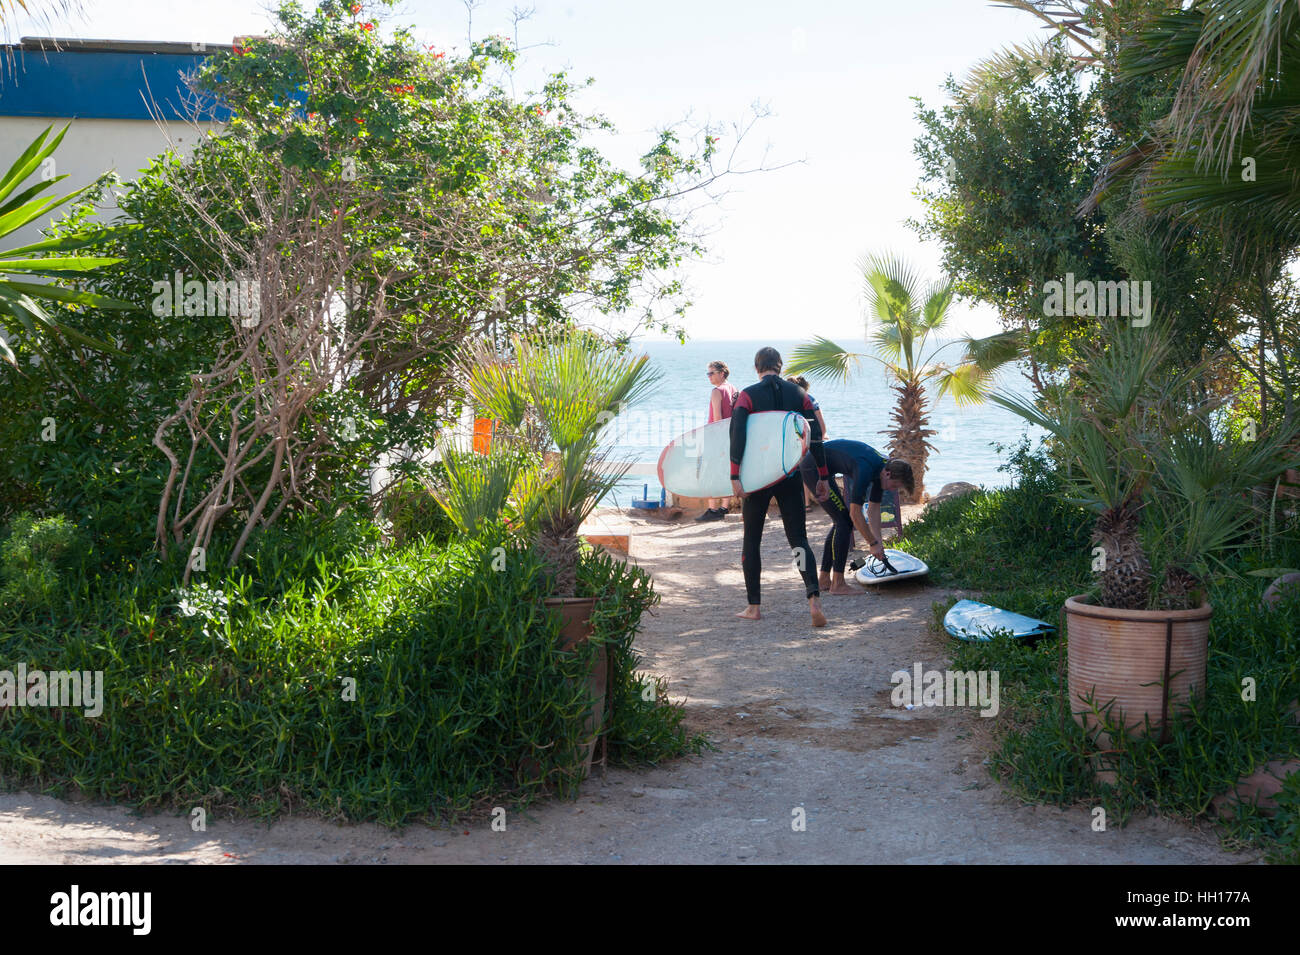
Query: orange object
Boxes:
[{"xmin": 472, "ymin": 417, "xmax": 494, "ymax": 455}]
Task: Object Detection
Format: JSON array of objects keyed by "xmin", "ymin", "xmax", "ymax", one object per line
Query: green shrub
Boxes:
[
  {"xmin": 0, "ymin": 522, "xmax": 694, "ymax": 826},
  {"xmin": 0, "ymin": 512, "xmax": 81, "ymax": 617},
  {"xmin": 385, "ymin": 474, "xmax": 460, "ymax": 547}
]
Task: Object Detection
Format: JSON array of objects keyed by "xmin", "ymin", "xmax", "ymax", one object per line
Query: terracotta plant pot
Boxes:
[
  {"xmin": 1064, "ymin": 595, "xmax": 1211, "ymax": 743},
  {"xmin": 543, "ymin": 596, "xmax": 607, "ymax": 779}
]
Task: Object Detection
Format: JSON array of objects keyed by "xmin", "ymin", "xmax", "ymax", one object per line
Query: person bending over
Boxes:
[
  {"xmin": 730, "ymin": 347, "xmax": 830, "ymax": 627},
  {"xmin": 799, "ymin": 439, "xmax": 914, "ymax": 594}
]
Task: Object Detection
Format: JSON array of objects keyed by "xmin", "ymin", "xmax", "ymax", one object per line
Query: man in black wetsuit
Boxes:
[
  {"xmin": 729, "ymin": 347, "xmax": 830, "ymax": 627},
  {"xmin": 799, "ymin": 439, "xmax": 914, "ymax": 593}
]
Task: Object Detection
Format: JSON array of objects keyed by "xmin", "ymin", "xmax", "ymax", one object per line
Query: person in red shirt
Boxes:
[
  {"xmin": 729, "ymin": 347, "xmax": 830, "ymax": 627},
  {"xmin": 697, "ymin": 360, "xmax": 739, "ymax": 521}
]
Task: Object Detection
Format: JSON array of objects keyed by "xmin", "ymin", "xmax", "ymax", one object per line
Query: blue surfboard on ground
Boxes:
[{"xmin": 943, "ymin": 599, "xmax": 1055, "ymax": 642}]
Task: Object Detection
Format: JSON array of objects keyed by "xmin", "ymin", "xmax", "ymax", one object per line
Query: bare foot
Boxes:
[
  {"xmin": 818, "ymin": 575, "xmax": 832, "ymax": 591},
  {"xmin": 736, "ymin": 605, "xmax": 761, "ymax": 620},
  {"xmin": 828, "ymin": 583, "xmax": 860, "ymax": 595},
  {"xmin": 809, "ymin": 598, "xmax": 827, "ymax": 627}
]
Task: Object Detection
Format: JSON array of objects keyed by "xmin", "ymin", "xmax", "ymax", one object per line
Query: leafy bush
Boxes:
[
  {"xmin": 384, "ymin": 473, "xmax": 461, "ymax": 547},
  {"xmin": 2, "ymin": 0, "xmax": 720, "ymax": 573},
  {"xmin": 0, "ymin": 512, "xmax": 81, "ymax": 617},
  {"xmin": 0, "ymin": 523, "xmax": 694, "ymax": 825}
]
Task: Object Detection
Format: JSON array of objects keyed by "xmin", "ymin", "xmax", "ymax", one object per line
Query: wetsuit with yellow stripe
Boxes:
[{"xmin": 799, "ymin": 439, "xmax": 886, "ymax": 574}]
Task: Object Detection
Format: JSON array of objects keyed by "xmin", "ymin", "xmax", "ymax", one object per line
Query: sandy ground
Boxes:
[{"xmin": 0, "ymin": 505, "xmax": 1258, "ymax": 864}]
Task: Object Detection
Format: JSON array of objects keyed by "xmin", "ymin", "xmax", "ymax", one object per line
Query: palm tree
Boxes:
[
  {"xmin": 0, "ymin": 125, "xmax": 134, "ymax": 372},
  {"xmin": 960, "ymin": 0, "xmax": 1109, "ymax": 97},
  {"xmin": 1077, "ymin": 1, "xmax": 1300, "ymax": 424},
  {"xmin": 787, "ymin": 252, "xmax": 1020, "ymax": 503},
  {"xmin": 0, "ymin": 1, "xmax": 83, "ymax": 41},
  {"xmin": 992, "ymin": 321, "xmax": 1299, "ymax": 609},
  {"xmin": 439, "ymin": 328, "xmax": 658, "ymax": 595},
  {"xmin": 1083, "ymin": 0, "xmax": 1300, "ymax": 245}
]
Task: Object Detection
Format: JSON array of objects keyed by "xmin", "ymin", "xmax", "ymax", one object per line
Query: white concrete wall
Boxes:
[{"xmin": 0, "ymin": 116, "xmax": 220, "ymax": 248}]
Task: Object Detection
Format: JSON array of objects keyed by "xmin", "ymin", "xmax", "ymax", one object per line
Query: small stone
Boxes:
[{"xmin": 1262, "ymin": 573, "xmax": 1300, "ymax": 609}]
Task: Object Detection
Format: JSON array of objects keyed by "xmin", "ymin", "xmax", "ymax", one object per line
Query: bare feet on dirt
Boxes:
[
  {"xmin": 819, "ymin": 574, "xmax": 860, "ymax": 595},
  {"xmin": 736, "ymin": 605, "xmax": 761, "ymax": 620},
  {"xmin": 809, "ymin": 597, "xmax": 827, "ymax": 627}
]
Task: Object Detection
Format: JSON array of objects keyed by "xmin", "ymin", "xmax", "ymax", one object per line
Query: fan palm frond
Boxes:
[
  {"xmin": 961, "ymin": 39, "xmax": 1059, "ymax": 98},
  {"xmin": 785, "ymin": 336, "xmax": 867, "ymax": 385}
]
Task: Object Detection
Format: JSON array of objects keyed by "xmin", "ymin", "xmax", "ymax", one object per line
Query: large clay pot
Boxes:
[
  {"xmin": 1064, "ymin": 595, "xmax": 1211, "ymax": 743},
  {"xmin": 544, "ymin": 596, "xmax": 607, "ymax": 779}
]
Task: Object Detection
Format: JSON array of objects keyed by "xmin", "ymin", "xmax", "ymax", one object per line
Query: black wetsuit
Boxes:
[
  {"xmin": 729, "ymin": 374, "xmax": 828, "ymax": 605},
  {"xmin": 800, "ymin": 440, "xmax": 887, "ymax": 574}
]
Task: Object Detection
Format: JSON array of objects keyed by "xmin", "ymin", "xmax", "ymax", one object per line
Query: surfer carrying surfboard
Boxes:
[
  {"xmin": 729, "ymin": 347, "xmax": 831, "ymax": 627},
  {"xmin": 798, "ymin": 439, "xmax": 914, "ymax": 594}
]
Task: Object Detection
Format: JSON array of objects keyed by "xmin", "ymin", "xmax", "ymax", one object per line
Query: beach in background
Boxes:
[{"xmin": 600, "ymin": 338, "xmax": 1044, "ymax": 506}]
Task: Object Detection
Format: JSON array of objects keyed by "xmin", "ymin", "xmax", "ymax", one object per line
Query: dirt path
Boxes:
[{"xmin": 0, "ymin": 509, "xmax": 1256, "ymax": 864}]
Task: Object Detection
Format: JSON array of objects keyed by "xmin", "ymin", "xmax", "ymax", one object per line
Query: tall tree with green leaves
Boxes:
[
  {"xmin": 787, "ymin": 253, "xmax": 1019, "ymax": 503},
  {"xmin": 911, "ymin": 39, "xmax": 1114, "ymax": 386}
]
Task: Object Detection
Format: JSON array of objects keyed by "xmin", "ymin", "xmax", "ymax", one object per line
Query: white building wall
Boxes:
[{"xmin": 0, "ymin": 115, "xmax": 220, "ymax": 248}]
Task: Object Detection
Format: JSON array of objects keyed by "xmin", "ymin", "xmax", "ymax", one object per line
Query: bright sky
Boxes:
[{"xmin": 6, "ymin": 0, "xmax": 1038, "ymax": 341}]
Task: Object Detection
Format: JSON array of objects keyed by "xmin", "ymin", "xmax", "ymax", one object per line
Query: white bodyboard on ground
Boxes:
[{"xmin": 853, "ymin": 548, "xmax": 929, "ymax": 585}]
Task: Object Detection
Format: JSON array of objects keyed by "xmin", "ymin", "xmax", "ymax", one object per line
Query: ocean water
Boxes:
[{"xmin": 599, "ymin": 338, "xmax": 1044, "ymax": 507}]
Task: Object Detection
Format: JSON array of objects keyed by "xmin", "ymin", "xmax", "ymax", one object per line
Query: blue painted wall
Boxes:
[{"xmin": 0, "ymin": 49, "xmax": 232, "ymax": 120}]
